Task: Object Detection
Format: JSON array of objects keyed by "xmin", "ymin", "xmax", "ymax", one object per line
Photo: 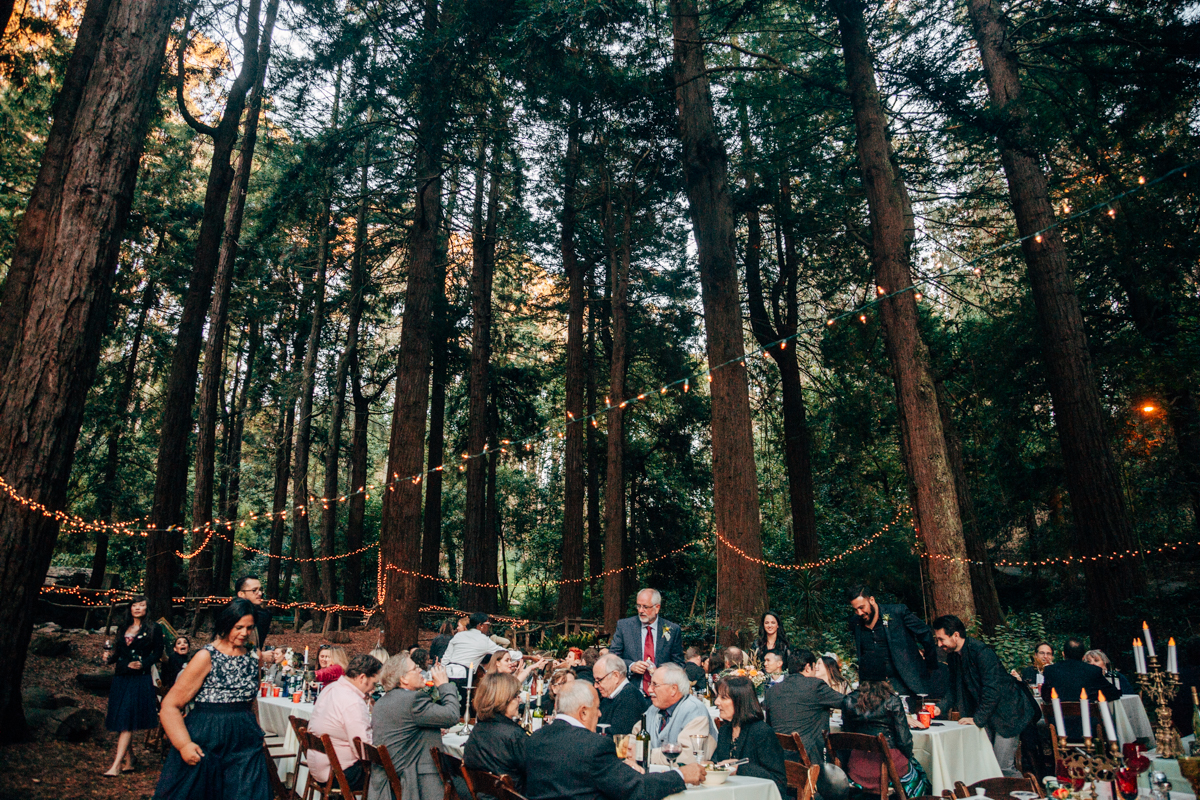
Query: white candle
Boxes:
[
  {"xmin": 1167, "ymin": 638, "xmax": 1178, "ymax": 674},
  {"xmin": 1134, "ymin": 639, "xmax": 1146, "ymax": 674},
  {"xmin": 1051, "ymin": 688, "xmax": 1066, "ymax": 738},
  {"xmin": 1080, "ymin": 689, "xmax": 1092, "ymax": 739},
  {"xmin": 1097, "ymin": 691, "xmax": 1117, "ymax": 742},
  {"xmin": 467, "ymin": 663, "xmax": 474, "ymax": 690},
  {"xmin": 1142, "ymin": 622, "xmax": 1156, "ymax": 658},
  {"xmin": 304, "ymin": 646, "xmax": 309, "ymax": 667}
]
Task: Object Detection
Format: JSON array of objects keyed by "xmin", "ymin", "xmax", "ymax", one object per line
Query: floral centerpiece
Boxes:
[{"xmin": 718, "ymin": 666, "xmax": 767, "ymax": 693}]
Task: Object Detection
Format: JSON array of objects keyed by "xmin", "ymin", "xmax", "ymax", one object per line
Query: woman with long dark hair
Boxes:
[
  {"xmin": 816, "ymin": 655, "xmax": 852, "ymax": 694},
  {"xmin": 712, "ymin": 676, "xmax": 787, "ymax": 798},
  {"xmin": 152, "ymin": 598, "xmax": 270, "ymax": 800},
  {"xmin": 103, "ymin": 596, "xmax": 163, "ymax": 776},
  {"xmin": 752, "ymin": 610, "xmax": 791, "ymax": 668},
  {"xmin": 840, "ymin": 662, "xmax": 930, "ymax": 797}
]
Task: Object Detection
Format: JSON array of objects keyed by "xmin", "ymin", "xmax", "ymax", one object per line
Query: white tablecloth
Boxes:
[
  {"xmin": 258, "ymin": 695, "xmax": 315, "ymax": 787},
  {"xmin": 650, "ymin": 769, "xmax": 782, "ymax": 800},
  {"xmin": 832, "ymin": 718, "xmax": 1002, "ymax": 795},
  {"xmin": 1115, "ymin": 696, "xmax": 1155, "ymax": 744}
]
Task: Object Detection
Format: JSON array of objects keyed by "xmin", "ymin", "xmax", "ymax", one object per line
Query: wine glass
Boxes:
[
  {"xmin": 689, "ymin": 733, "xmax": 708, "ymax": 762},
  {"xmin": 662, "ymin": 743, "xmax": 683, "ymax": 766},
  {"xmin": 597, "ymin": 723, "xmax": 611, "ymax": 737},
  {"xmin": 899, "ymin": 695, "xmax": 910, "ymax": 715},
  {"xmin": 917, "ymin": 693, "xmax": 929, "ymax": 714}
]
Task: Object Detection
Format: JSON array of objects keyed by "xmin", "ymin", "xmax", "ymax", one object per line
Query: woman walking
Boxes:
[
  {"xmin": 152, "ymin": 598, "xmax": 270, "ymax": 800},
  {"xmin": 103, "ymin": 596, "xmax": 163, "ymax": 776}
]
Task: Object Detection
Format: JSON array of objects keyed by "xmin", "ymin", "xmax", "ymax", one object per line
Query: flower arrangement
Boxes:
[{"xmin": 719, "ymin": 666, "xmax": 767, "ymax": 692}]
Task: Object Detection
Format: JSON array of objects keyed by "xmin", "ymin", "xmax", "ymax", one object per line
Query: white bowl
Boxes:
[{"xmin": 703, "ymin": 770, "xmax": 730, "ymax": 786}]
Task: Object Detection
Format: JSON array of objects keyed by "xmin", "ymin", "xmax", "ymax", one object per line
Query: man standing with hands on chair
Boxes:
[{"xmin": 608, "ymin": 589, "xmax": 684, "ymax": 695}]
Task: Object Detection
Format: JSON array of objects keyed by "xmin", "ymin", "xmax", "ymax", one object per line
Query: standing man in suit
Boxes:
[
  {"xmin": 934, "ymin": 615, "xmax": 1040, "ymax": 777},
  {"xmin": 1041, "ymin": 638, "xmax": 1123, "ymax": 738},
  {"xmin": 594, "ymin": 653, "xmax": 650, "ymax": 735},
  {"xmin": 608, "ymin": 588, "xmax": 685, "ymax": 695},
  {"xmin": 761, "ymin": 648, "xmax": 846, "ymax": 764},
  {"xmin": 524, "ymin": 682, "xmax": 704, "ymax": 800},
  {"xmin": 847, "ymin": 585, "xmax": 939, "ymax": 698}
]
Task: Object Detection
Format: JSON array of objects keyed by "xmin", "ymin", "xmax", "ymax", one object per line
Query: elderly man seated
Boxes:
[
  {"xmin": 525, "ymin": 681, "xmax": 705, "ymax": 800},
  {"xmin": 595, "ymin": 653, "xmax": 650, "ymax": 736},
  {"xmin": 634, "ymin": 663, "xmax": 717, "ymax": 765}
]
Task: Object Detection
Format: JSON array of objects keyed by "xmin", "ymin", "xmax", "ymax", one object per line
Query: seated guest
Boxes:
[
  {"xmin": 713, "ymin": 676, "xmax": 787, "ymax": 799},
  {"xmin": 815, "ymin": 655, "xmax": 852, "ymax": 694},
  {"xmin": 840, "ymin": 661, "xmax": 930, "ymax": 797},
  {"xmin": 524, "ymin": 681, "xmax": 704, "ymax": 800},
  {"xmin": 371, "ymin": 656, "xmax": 460, "ymax": 800},
  {"xmin": 763, "ymin": 652, "xmax": 786, "ymax": 685},
  {"xmin": 1084, "ymin": 649, "xmax": 1136, "ymax": 695},
  {"xmin": 370, "ymin": 646, "xmax": 391, "ymax": 665},
  {"xmin": 486, "ymin": 649, "xmax": 547, "ymax": 684},
  {"xmin": 753, "ymin": 610, "xmax": 792, "ymax": 669},
  {"xmin": 761, "ymin": 648, "xmax": 845, "ymax": 764},
  {"xmin": 934, "ymin": 614, "xmax": 1040, "ymax": 778},
  {"xmin": 575, "ymin": 647, "xmax": 600, "ymax": 684},
  {"xmin": 430, "ymin": 619, "xmax": 455, "ymax": 663},
  {"xmin": 708, "ymin": 651, "xmax": 725, "ymax": 677},
  {"xmin": 162, "ymin": 636, "xmax": 191, "ymax": 688},
  {"xmin": 316, "ymin": 646, "xmax": 349, "ymax": 688},
  {"xmin": 1014, "ymin": 641, "xmax": 1054, "ymax": 685},
  {"xmin": 530, "ymin": 668, "xmax": 576, "ymax": 713},
  {"xmin": 463, "ymin": 673, "xmax": 527, "ymax": 791},
  {"xmin": 410, "ymin": 647, "xmax": 431, "ymax": 671},
  {"xmin": 443, "ymin": 613, "xmax": 508, "ymax": 672},
  {"xmin": 684, "ymin": 647, "xmax": 707, "ymax": 688},
  {"xmin": 307, "ymin": 654, "xmax": 382, "ymax": 790},
  {"xmin": 639, "ymin": 663, "xmax": 718, "ymax": 765},
  {"xmin": 1041, "ymin": 637, "xmax": 1122, "ymax": 739},
  {"xmin": 724, "ymin": 646, "xmax": 747, "ymax": 670},
  {"xmin": 594, "ymin": 653, "xmax": 650, "ymax": 735}
]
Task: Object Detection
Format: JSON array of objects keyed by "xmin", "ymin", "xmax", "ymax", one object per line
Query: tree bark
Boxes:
[
  {"xmin": 380, "ymin": 0, "xmax": 445, "ymax": 652},
  {"xmin": 586, "ymin": 264, "xmax": 602, "ymax": 587},
  {"xmin": 0, "ymin": 0, "xmax": 179, "ymax": 742},
  {"xmin": 421, "ymin": 169, "xmax": 450, "ymax": 606},
  {"xmin": 834, "ymin": 0, "xmax": 975, "ymax": 622},
  {"xmin": 91, "ymin": 277, "xmax": 156, "ymax": 589},
  {"xmin": 216, "ymin": 316, "xmax": 259, "ymax": 595},
  {"xmin": 345, "ymin": 356, "xmax": 370, "ymax": 607},
  {"xmin": 145, "ymin": 0, "xmax": 264, "ymax": 620},
  {"xmin": 964, "ymin": 0, "xmax": 1144, "ymax": 645},
  {"xmin": 462, "ymin": 131, "xmax": 501, "ymax": 613},
  {"xmin": 558, "ymin": 108, "xmax": 586, "ymax": 621},
  {"xmin": 0, "ymin": 0, "xmax": 115, "ymax": 368},
  {"xmin": 189, "ymin": 0, "xmax": 278, "ymax": 597},
  {"xmin": 603, "ymin": 192, "xmax": 632, "ymax": 634},
  {"xmin": 670, "ymin": 0, "xmax": 769, "ymax": 643},
  {"xmin": 266, "ymin": 321, "xmax": 298, "ymax": 600}
]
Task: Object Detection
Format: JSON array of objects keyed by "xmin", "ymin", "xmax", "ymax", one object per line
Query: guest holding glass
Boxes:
[
  {"xmin": 316, "ymin": 646, "xmax": 349, "ymax": 688},
  {"xmin": 713, "ymin": 676, "xmax": 788, "ymax": 799},
  {"xmin": 753, "ymin": 610, "xmax": 792, "ymax": 668},
  {"xmin": 840, "ymin": 661, "xmax": 931, "ymax": 797},
  {"xmin": 463, "ymin": 673, "xmax": 527, "ymax": 791},
  {"xmin": 1014, "ymin": 641, "xmax": 1055, "ymax": 686},
  {"xmin": 485, "ymin": 649, "xmax": 547, "ymax": 684},
  {"xmin": 103, "ymin": 596, "xmax": 163, "ymax": 777},
  {"xmin": 370, "ymin": 655, "xmax": 460, "ymax": 800},
  {"xmin": 152, "ymin": 599, "xmax": 268, "ymax": 799}
]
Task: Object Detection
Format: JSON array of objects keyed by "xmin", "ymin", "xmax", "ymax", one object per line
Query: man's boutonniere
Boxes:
[
  {"xmin": 882, "ymin": 614, "xmax": 891, "ymax": 626},
  {"xmin": 663, "ymin": 628, "xmax": 672, "ymax": 642}
]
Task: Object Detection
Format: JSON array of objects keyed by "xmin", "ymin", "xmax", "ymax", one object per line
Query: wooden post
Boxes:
[{"xmin": 102, "ymin": 601, "xmax": 116, "ymax": 635}]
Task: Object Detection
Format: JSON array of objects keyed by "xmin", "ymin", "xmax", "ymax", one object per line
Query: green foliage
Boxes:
[
  {"xmin": 981, "ymin": 613, "xmax": 1051, "ymax": 673},
  {"xmin": 536, "ymin": 630, "xmax": 604, "ymax": 658}
]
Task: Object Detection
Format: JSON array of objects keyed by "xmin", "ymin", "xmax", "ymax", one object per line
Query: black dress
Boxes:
[
  {"xmin": 712, "ymin": 718, "xmax": 787, "ymax": 799},
  {"xmin": 153, "ymin": 643, "xmax": 269, "ymax": 800},
  {"xmin": 106, "ymin": 622, "xmax": 163, "ymax": 732}
]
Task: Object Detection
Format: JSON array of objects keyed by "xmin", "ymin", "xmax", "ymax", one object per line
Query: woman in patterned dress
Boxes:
[{"xmin": 153, "ymin": 598, "xmax": 270, "ymax": 800}]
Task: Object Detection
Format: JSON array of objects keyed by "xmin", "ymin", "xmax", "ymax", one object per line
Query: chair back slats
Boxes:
[
  {"xmin": 825, "ymin": 731, "xmax": 908, "ymax": 800},
  {"xmin": 265, "ymin": 742, "xmax": 301, "ymax": 800},
  {"xmin": 776, "ymin": 732, "xmax": 813, "ymax": 768},
  {"xmin": 462, "ymin": 766, "xmax": 516, "ymax": 800},
  {"xmin": 784, "ymin": 761, "xmax": 820, "ymax": 800},
  {"xmin": 432, "ymin": 747, "xmax": 466, "ymax": 800},
  {"xmin": 357, "ymin": 737, "xmax": 400, "ymax": 800},
  {"xmin": 777, "ymin": 732, "xmax": 798, "ymax": 751}
]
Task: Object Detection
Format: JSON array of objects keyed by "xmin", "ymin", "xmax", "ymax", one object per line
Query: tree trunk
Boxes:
[
  {"xmin": 380, "ymin": 0, "xmax": 445, "ymax": 652},
  {"xmin": 91, "ymin": 277, "xmax": 156, "ymax": 589},
  {"xmin": 0, "ymin": 0, "xmax": 115, "ymax": 368},
  {"xmin": 188, "ymin": 0, "xmax": 278, "ymax": 597},
  {"xmin": 586, "ymin": 266, "xmax": 602, "ymax": 587},
  {"xmin": 603, "ymin": 197, "xmax": 632, "ymax": 634},
  {"xmin": 217, "ymin": 316, "xmax": 259, "ymax": 595},
  {"xmin": 834, "ymin": 0, "xmax": 975, "ymax": 622},
  {"xmin": 145, "ymin": 0, "xmax": 264, "ymax": 620},
  {"xmin": 558, "ymin": 108, "xmax": 586, "ymax": 622},
  {"xmin": 421, "ymin": 171, "xmax": 450, "ymax": 606},
  {"xmin": 266, "ymin": 322, "xmax": 298, "ymax": 601},
  {"xmin": 0, "ymin": 0, "xmax": 179, "ymax": 742},
  {"xmin": 670, "ymin": 0, "xmax": 769, "ymax": 643},
  {"xmin": 462, "ymin": 131, "xmax": 501, "ymax": 613},
  {"xmin": 345, "ymin": 357, "xmax": 370, "ymax": 607},
  {"xmin": 964, "ymin": 0, "xmax": 1144, "ymax": 646}
]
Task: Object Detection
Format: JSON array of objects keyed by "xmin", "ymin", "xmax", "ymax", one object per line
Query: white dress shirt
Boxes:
[{"xmin": 441, "ymin": 628, "xmax": 506, "ymax": 668}]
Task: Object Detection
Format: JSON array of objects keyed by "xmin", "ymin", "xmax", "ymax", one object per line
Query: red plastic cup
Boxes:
[
  {"xmin": 924, "ymin": 702, "xmax": 937, "ymax": 717},
  {"xmin": 261, "ymin": 683, "xmax": 269, "ymax": 698},
  {"xmin": 292, "ymin": 691, "xmax": 302, "ymax": 703},
  {"xmin": 918, "ymin": 711, "xmax": 931, "ymax": 728},
  {"xmin": 273, "ymin": 686, "xmax": 281, "ymax": 698}
]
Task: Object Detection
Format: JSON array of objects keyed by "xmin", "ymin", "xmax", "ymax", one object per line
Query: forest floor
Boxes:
[{"xmin": 0, "ymin": 626, "xmax": 434, "ymax": 800}]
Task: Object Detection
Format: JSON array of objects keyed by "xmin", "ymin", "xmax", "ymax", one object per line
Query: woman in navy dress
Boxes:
[
  {"xmin": 153, "ymin": 598, "xmax": 269, "ymax": 800},
  {"xmin": 103, "ymin": 596, "xmax": 163, "ymax": 776}
]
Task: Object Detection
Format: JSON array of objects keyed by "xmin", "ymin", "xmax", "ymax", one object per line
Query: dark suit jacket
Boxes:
[
  {"xmin": 684, "ymin": 662, "xmax": 707, "ymax": 688},
  {"xmin": 598, "ymin": 681, "xmax": 650, "ymax": 735},
  {"xmin": 1041, "ymin": 660, "xmax": 1123, "ymax": 738},
  {"xmin": 463, "ymin": 716, "xmax": 527, "ymax": 791},
  {"xmin": 849, "ymin": 603, "xmax": 939, "ymax": 696},
  {"xmin": 713, "ymin": 719, "xmax": 787, "ymax": 799},
  {"xmin": 761, "ymin": 674, "xmax": 845, "ymax": 763},
  {"xmin": 525, "ymin": 719, "xmax": 686, "ymax": 800},
  {"xmin": 608, "ymin": 616, "xmax": 685, "ymax": 691},
  {"xmin": 942, "ymin": 637, "xmax": 1040, "ymax": 738}
]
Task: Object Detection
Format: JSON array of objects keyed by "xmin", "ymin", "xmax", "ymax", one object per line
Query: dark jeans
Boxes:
[{"xmin": 344, "ymin": 761, "xmax": 367, "ymax": 790}]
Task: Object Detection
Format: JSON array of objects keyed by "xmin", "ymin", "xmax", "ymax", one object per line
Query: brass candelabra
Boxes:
[{"xmin": 1135, "ymin": 655, "xmax": 1183, "ymax": 758}]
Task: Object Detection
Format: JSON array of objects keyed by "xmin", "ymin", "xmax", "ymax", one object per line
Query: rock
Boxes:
[
  {"xmin": 299, "ymin": 620, "xmax": 315, "ymax": 633},
  {"xmin": 326, "ymin": 630, "xmax": 352, "ymax": 644},
  {"xmin": 26, "ymin": 707, "xmax": 105, "ymax": 742},
  {"xmin": 76, "ymin": 670, "xmax": 114, "ymax": 695},
  {"xmin": 269, "ymin": 621, "xmax": 286, "ymax": 634},
  {"xmin": 22, "ymin": 687, "xmax": 56, "ymax": 710},
  {"xmin": 29, "ymin": 636, "xmax": 72, "ymax": 658}
]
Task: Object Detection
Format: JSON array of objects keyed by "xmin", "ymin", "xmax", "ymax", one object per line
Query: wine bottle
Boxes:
[
  {"xmin": 635, "ymin": 726, "xmax": 651, "ymax": 765},
  {"xmin": 531, "ymin": 706, "xmax": 544, "ymax": 732},
  {"xmin": 1191, "ymin": 686, "xmax": 1199, "ymax": 743}
]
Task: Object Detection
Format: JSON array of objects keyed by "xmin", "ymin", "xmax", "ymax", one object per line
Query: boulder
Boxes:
[
  {"xmin": 26, "ymin": 707, "xmax": 105, "ymax": 742},
  {"xmin": 22, "ymin": 687, "xmax": 56, "ymax": 710},
  {"xmin": 299, "ymin": 620, "xmax": 315, "ymax": 633},
  {"xmin": 326, "ymin": 630, "xmax": 352, "ymax": 644},
  {"xmin": 29, "ymin": 636, "xmax": 72, "ymax": 658},
  {"xmin": 76, "ymin": 670, "xmax": 114, "ymax": 695}
]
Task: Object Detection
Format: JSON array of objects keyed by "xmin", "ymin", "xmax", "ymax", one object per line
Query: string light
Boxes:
[{"xmin": 715, "ymin": 505, "xmax": 910, "ymax": 570}]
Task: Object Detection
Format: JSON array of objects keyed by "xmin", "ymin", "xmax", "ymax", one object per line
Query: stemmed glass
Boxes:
[
  {"xmin": 899, "ymin": 696, "xmax": 911, "ymax": 715},
  {"xmin": 689, "ymin": 733, "xmax": 708, "ymax": 762},
  {"xmin": 917, "ymin": 693, "xmax": 929, "ymax": 714},
  {"xmin": 597, "ymin": 724, "xmax": 611, "ymax": 737},
  {"xmin": 662, "ymin": 743, "xmax": 682, "ymax": 766}
]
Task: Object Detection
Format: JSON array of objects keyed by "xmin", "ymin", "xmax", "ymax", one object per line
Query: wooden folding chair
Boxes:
[
  {"xmin": 776, "ymin": 731, "xmax": 814, "ymax": 768},
  {"xmin": 288, "ymin": 715, "xmax": 311, "ymax": 791},
  {"xmin": 432, "ymin": 747, "xmax": 466, "ymax": 800},
  {"xmin": 461, "ymin": 765, "xmax": 516, "ymax": 800},
  {"xmin": 826, "ymin": 731, "xmax": 908, "ymax": 800},
  {"xmin": 954, "ymin": 775, "xmax": 1044, "ymax": 799},
  {"xmin": 784, "ymin": 761, "xmax": 820, "ymax": 800},
  {"xmin": 495, "ymin": 784, "xmax": 532, "ymax": 800},
  {"xmin": 265, "ymin": 742, "xmax": 302, "ymax": 800},
  {"xmin": 304, "ymin": 731, "xmax": 364, "ymax": 800},
  {"xmin": 357, "ymin": 737, "xmax": 398, "ymax": 800}
]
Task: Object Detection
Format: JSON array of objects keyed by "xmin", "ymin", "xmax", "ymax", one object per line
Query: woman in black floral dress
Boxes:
[
  {"xmin": 153, "ymin": 598, "xmax": 269, "ymax": 800},
  {"xmin": 103, "ymin": 596, "xmax": 163, "ymax": 776}
]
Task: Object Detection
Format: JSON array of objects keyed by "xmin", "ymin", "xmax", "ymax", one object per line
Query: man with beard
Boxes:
[
  {"xmin": 847, "ymin": 585, "xmax": 939, "ymax": 698},
  {"xmin": 608, "ymin": 588, "xmax": 685, "ymax": 695}
]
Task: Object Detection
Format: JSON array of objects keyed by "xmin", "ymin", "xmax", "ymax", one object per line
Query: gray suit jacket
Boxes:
[
  {"xmin": 608, "ymin": 616, "xmax": 685, "ymax": 691},
  {"xmin": 641, "ymin": 693, "xmax": 717, "ymax": 764},
  {"xmin": 368, "ymin": 682, "xmax": 461, "ymax": 800},
  {"xmin": 761, "ymin": 674, "xmax": 846, "ymax": 763}
]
